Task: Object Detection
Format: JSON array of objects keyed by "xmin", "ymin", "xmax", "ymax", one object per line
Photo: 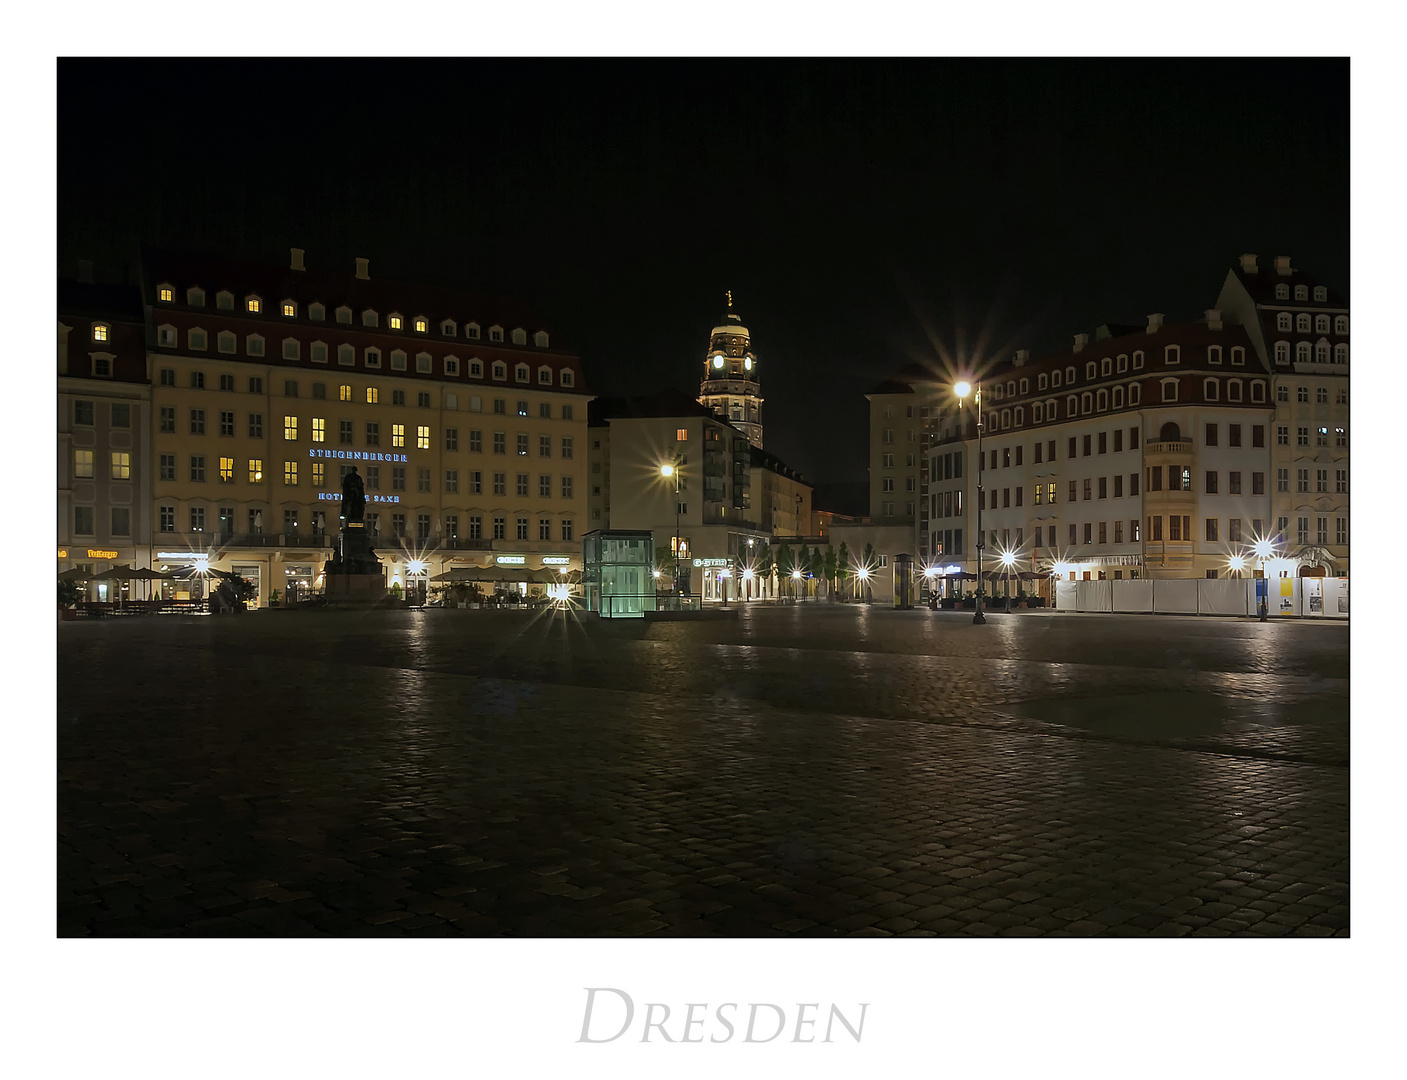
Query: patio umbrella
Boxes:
[
  {"xmin": 57, "ymin": 567, "xmax": 91, "ymax": 582},
  {"xmin": 128, "ymin": 566, "xmax": 174, "ymax": 601}
]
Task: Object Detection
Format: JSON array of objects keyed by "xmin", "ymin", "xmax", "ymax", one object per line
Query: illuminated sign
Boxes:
[
  {"xmin": 87, "ymin": 549, "xmax": 119, "ymax": 560},
  {"xmin": 318, "ymin": 492, "xmax": 399, "ymax": 503},
  {"xmin": 692, "ymin": 558, "xmax": 730, "ymax": 567},
  {"xmin": 542, "ymin": 556, "xmax": 571, "ymax": 565},
  {"xmin": 308, "ymin": 449, "xmax": 408, "ymax": 462},
  {"xmin": 496, "ymin": 555, "xmax": 526, "ymax": 565},
  {"xmin": 945, "ymin": 564, "xmax": 961, "ymax": 574},
  {"xmin": 157, "ymin": 551, "xmax": 209, "ymax": 563},
  {"xmin": 57, "ymin": 549, "xmax": 67, "ymax": 559}
]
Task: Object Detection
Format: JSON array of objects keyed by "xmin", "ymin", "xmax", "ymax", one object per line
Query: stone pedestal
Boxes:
[{"xmin": 323, "ymin": 523, "xmax": 386, "ymax": 604}]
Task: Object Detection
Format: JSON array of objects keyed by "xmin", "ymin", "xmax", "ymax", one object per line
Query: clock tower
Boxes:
[{"xmin": 697, "ymin": 292, "xmax": 764, "ymax": 449}]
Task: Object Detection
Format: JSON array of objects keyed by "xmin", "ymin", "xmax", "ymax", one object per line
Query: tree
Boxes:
[
  {"xmin": 836, "ymin": 541, "xmax": 851, "ymax": 601},
  {"xmin": 776, "ymin": 542, "xmax": 794, "ymax": 599},
  {"xmin": 58, "ymin": 579, "xmax": 80, "ymax": 608},
  {"xmin": 823, "ymin": 545, "xmax": 837, "ymax": 601},
  {"xmin": 755, "ymin": 542, "xmax": 773, "ymax": 599}
]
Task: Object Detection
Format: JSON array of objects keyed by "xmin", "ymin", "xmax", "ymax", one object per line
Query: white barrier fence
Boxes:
[{"xmin": 1054, "ymin": 576, "xmax": 1348, "ymax": 618}]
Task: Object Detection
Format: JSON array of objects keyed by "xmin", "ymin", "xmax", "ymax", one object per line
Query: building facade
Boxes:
[
  {"xmin": 1215, "ymin": 254, "xmax": 1350, "ymax": 576},
  {"xmin": 58, "ymin": 277, "xmax": 153, "ymax": 596},
  {"xmin": 119, "ymin": 245, "xmax": 590, "ymax": 603},
  {"xmin": 697, "ymin": 296, "xmax": 764, "ymax": 449}
]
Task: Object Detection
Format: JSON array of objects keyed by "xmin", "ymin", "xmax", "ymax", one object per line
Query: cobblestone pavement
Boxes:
[{"xmin": 57, "ymin": 604, "xmax": 1348, "ymax": 937}]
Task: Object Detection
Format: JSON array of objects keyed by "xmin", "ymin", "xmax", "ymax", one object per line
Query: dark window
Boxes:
[{"xmin": 1229, "ymin": 424, "xmax": 1242, "ymax": 448}]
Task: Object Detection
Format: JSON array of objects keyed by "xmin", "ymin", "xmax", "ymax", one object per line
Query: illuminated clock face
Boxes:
[
  {"xmin": 744, "ymin": 357, "xmax": 752, "ymax": 370},
  {"xmin": 712, "ymin": 356, "xmax": 724, "ymax": 369}
]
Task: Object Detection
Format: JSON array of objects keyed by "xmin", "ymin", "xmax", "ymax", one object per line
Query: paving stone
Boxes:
[{"xmin": 58, "ymin": 607, "xmax": 1348, "ymax": 938}]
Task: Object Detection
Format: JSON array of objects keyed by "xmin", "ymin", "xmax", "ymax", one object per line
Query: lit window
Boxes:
[
  {"xmin": 389, "ymin": 315, "xmax": 403, "ymax": 330},
  {"xmin": 283, "ymin": 415, "xmax": 298, "ymax": 440},
  {"xmin": 340, "ymin": 384, "xmax": 352, "ymax": 402},
  {"xmin": 92, "ymin": 324, "xmax": 108, "ymax": 342},
  {"xmin": 158, "ymin": 286, "xmax": 174, "ymax": 302},
  {"xmin": 312, "ymin": 418, "xmax": 325, "ymax": 443},
  {"xmin": 417, "ymin": 425, "xmax": 430, "ymax": 449},
  {"xmin": 284, "ymin": 460, "xmax": 298, "ymax": 486},
  {"xmin": 74, "ymin": 449, "xmax": 94, "ymax": 478},
  {"xmin": 219, "ymin": 457, "xmax": 235, "ymax": 483},
  {"xmin": 282, "ymin": 301, "xmax": 297, "ymax": 317},
  {"xmin": 367, "ymin": 387, "xmax": 379, "ymax": 404},
  {"xmin": 393, "ymin": 424, "xmax": 405, "ymax": 447},
  {"xmin": 415, "ymin": 318, "xmax": 427, "ymax": 333},
  {"xmin": 249, "ymin": 459, "xmax": 263, "ymax": 483},
  {"xmin": 247, "ymin": 297, "xmax": 261, "ymax": 313}
]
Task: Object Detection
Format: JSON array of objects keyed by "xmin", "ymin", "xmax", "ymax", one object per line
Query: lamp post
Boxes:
[
  {"xmin": 660, "ymin": 462, "xmax": 681, "ymax": 603},
  {"xmin": 1254, "ymin": 538, "xmax": 1272, "ymax": 621},
  {"xmin": 999, "ymin": 549, "xmax": 1016, "ymax": 611},
  {"xmin": 954, "ymin": 380, "xmax": 986, "ymax": 625},
  {"xmin": 924, "ymin": 565, "xmax": 939, "ymax": 609}
]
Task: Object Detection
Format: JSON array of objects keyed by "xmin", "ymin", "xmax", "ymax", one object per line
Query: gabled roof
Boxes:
[{"xmin": 588, "ymin": 388, "xmax": 737, "ymax": 428}]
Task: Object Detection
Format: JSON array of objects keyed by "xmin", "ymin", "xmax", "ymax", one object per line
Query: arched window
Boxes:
[
  {"xmin": 1296, "ymin": 313, "xmax": 1311, "ymax": 332},
  {"xmin": 1065, "ymin": 366, "xmax": 1076, "ymax": 384},
  {"xmin": 1208, "ymin": 345, "xmax": 1222, "ymax": 365},
  {"xmin": 1334, "ymin": 315, "xmax": 1348, "ymax": 334},
  {"xmin": 1251, "ymin": 381, "xmax": 1265, "ymax": 403},
  {"xmin": 1032, "ymin": 402, "xmax": 1044, "ymax": 423},
  {"xmin": 1038, "ymin": 373, "xmax": 1048, "ymax": 390},
  {"xmin": 1275, "ymin": 284, "xmax": 1289, "ymax": 299},
  {"xmin": 1315, "ymin": 339, "xmax": 1329, "ymax": 363},
  {"xmin": 1228, "ymin": 380, "xmax": 1243, "ymax": 402},
  {"xmin": 364, "ymin": 347, "xmax": 381, "ymax": 368},
  {"xmin": 1066, "ymin": 394, "xmax": 1078, "ymax": 416},
  {"xmin": 390, "ymin": 350, "xmax": 407, "ymax": 371},
  {"xmin": 1296, "ymin": 342, "xmax": 1311, "ymax": 363},
  {"xmin": 1000, "ymin": 409, "xmax": 1011, "ymax": 429},
  {"xmin": 1051, "ymin": 370, "xmax": 1062, "ymax": 388},
  {"xmin": 1129, "ymin": 383, "xmax": 1141, "ymax": 405},
  {"xmin": 1165, "ymin": 345, "xmax": 1181, "ymax": 365},
  {"xmin": 1096, "ymin": 388, "xmax": 1108, "ymax": 411},
  {"xmin": 1085, "ymin": 361, "xmax": 1096, "ymax": 379},
  {"xmin": 1116, "ymin": 353, "xmax": 1128, "ymax": 373},
  {"xmin": 1313, "ymin": 286, "xmax": 1327, "ymax": 301},
  {"xmin": 1160, "ymin": 378, "xmax": 1178, "ymax": 403},
  {"xmin": 538, "ymin": 365, "xmax": 553, "ymax": 385},
  {"xmin": 1014, "ymin": 406, "xmax": 1024, "ymax": 426},
  {"xmin": 1046, "ymin": 398, "xmax": 1057, "ymax": 419},
  {"xmin": 1112, "ymin": 386, "xmax": 1124, "ymax": 409},
  {"xmin": 1333, "ymin": 343, "xmax": 1348, "ymax": 364},
  {"xmin": 1294, "ymin": 284, "xmax": 1308, "ymax": 300},
  {"xmin": 1132, "ymin": 350, "xmax": 1145, "ymax": 369},
  {"xmin": 1231, "ymin": 346, "xmax": 1245, "ymax": 366},
  {"xmin": 515, "ymin": 363, "xmax": 529, "ymax": 382},
  {"xmin": 491, "ymin": 361, "xmax": 507, "ymax": 380},
  {"xmin": 1204, "ymin": 378, "xmax": 1219, "ymax": 401},
  {"xmin": 1081, "ymin": 392, "xmax": 1093, "ymax": 414},
  {"xmin": 1277, "ymin": 312, "xmax": 1292, "ymax": 331},
  {"xmin": 1315, "ymin": 314, "xmax": 1330, "ymax": 333},
  {"xmin": 1160, "ymin": 421, "xmax": 1182, "ymax": 441}
]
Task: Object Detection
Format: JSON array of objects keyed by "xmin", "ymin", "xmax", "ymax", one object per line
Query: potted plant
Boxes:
[
  {"xmin": 58, "ymin": 579, "xmax": 81, "ymax": 620},
  {"xmin": 268, "ymin": 588, "xmax": 281, "ymax": 608},
  {"xmin": 389, "ymin": 582, "xmax": 403, "ymax": 602}
]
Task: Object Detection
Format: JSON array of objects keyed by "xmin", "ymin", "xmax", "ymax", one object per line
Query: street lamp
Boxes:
[
  {"xmin": 720, "ymin": 566, "xmax": 731, "ymax": 607},
  {"xmin": 660, "ymin": 462, "xmax": 681, "ymax": 602},
  {"xmin": 954, "ymin": 380, "xmax": 986, "ymax": 624},
  {"xmin": 856, "ymin": 564, "xmax": 871, "ymax": 605},
  {"xmin": 1254, "ymin": 538, "xmax": 1273, "ymax": 621},
  {"xmin": 999, "ymin": 549, "xmax": 1016, "ymax": 610},
  {"xmin": 924, "ymin": 564, "xmax": 939, "ymax": 609},
  {"xmin": 791, "ymin": 567, "xmax": 801, "ymax": 604}
]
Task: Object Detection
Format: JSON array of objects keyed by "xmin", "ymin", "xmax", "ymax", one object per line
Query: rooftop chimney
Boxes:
[
  {"xmin": 1239, "ymin": 253, "xmax": 1258, "ymax": 273},
  {"xmin": 1013, "ymin": 348, "xmax": 1029, "ymax": 367},
  {"xmin": 1274, "ymin": 255, "xmax": 1292, "ymax": 276},
  {"xmin": 1073, "ymin": 333, "xmax": 1089, "ymax": 353},
  {"xmin": 291, "ymin": 247, "xmax": 305, "ymax": 271},
  {"xmin": 77, "ymin": 259, "xmax": 94, "ymax": 284},
  {"xmin": 1146, "ymin": 313, "xmax": 1164, "ymax": 333},
  {"xmin": 1205, "ymin": 309, "xmax": 1223, "ymax": 330},
  {"xmin": 355, "ymin": 257, "xmax": 370, "ymax": 280}
]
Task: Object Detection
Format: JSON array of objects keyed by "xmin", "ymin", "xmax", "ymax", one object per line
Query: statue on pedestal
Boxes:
[{"xmin": 341, "ymin": 465, "xmax": 366, "ymax": 523}]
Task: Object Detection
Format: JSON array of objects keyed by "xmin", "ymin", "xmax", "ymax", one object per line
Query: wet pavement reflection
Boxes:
[{"xmin": 58, "ymin": 605, "xmax": 1348, "ymax": 937}]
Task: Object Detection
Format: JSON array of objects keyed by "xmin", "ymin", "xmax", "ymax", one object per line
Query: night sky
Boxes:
[{"xmin": 58, "ymin": 58, "xmax": 1348, "ymax": 490}]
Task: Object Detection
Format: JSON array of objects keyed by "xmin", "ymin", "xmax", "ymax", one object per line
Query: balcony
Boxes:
[
  {"xmin": 731, "ymin": 472, "xmax": 750, "ymax": 489},
  {"xmin": 1144, "ymin": 438, "xmax": 1193, "ymax": 454}
]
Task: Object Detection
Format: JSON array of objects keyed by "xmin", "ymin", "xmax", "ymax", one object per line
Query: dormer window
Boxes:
[
  {"xmin": 1051, "ymin": 370, "xmax": 1062, "ymax": 388},
  {"xmin": 414, "ymin": 317, "xmax": 428, "ymax": 333},
  {"xmin": 389, "ymin": 314, "xmax": 403, "ymax": 330},
  {"xmin": 246, "ymin": 296, "xmax": 262, "ymax": 313},
  {"xmin": 1275, "ymin": 284, "xmax": 1289, "ymax": 300},
  {"xmin": 308, "ymin": 302, "xmax": 325, "ymax": 321},
  {"xmin": 1231, "ymin": 346, "xmax": 1245, "ymax": 366},
  {"xmin": 1208, "ymin": 345, "xmax": 1222, "ymax": 365},
  {"xmin": 511, "ymin": 328, "xmax": 527, "ymax": 345},
  {"xmin": 489, "ymin": 325, "xmax": 504, "ymax": 342},
  {"xmin": 281, "ymin": 300, "xmax": 298, "ymax": 317},
  {"xmin": 366, "ymin": 348, "xmax": 382, "ymax": 369},
  {"xmin": 1065, "ymin": 366, "xmax": 1075, "ymax": 384},
  {"xmin": 390, "ymin": 350, "xmax": 407, "ymax": 371},
  {"xmin": 336, "ymin": 306, "xmax": 352, "ymax": 325},
  {"xmin": 92, "ymin": 323, "xmax": 109, "ymax": 342},
  {"xmin": 1066, "ymin": 395, "xmax": 1078, "ymax": 416},
  {"xmin": 1032, "ymin": 401, "xmax": 1044, "ymax": 423},
  {"xmin": 534, "ymin": 330, "xmax": 550, "ymax": 348},
  {"xmin": 469, "ymin": 359, "xmax": 483, "ymax": 378},
  {"xmin": 1277, "ymin": 312, "xmax": 1292, "ymax": 331},
  {"xmin": 361, "ymin": 309, "xmax": 379, "ymax": 327},
  {"xmin": 1037, "ymin": 373, "xmax": 1048, "ymax": 390},
  {"xmin": 1296, "ymin": 313, "xmax": 1311, "ymax": 332},
  {"xmin": 1313, "ymin": 286, "xmax": 1327, "ymax": 301},
  {"xmin": 416, "ymin": 352, "xmax": 432, "ymax": 374},
  {"xmin": 157, "ymin": 324, "xmax": 176, "ymax": 347},
  {"xmin": 1085, "ymin": 361, "xmax": 1096, "ymax": 379},
  {"xmin": 1100, "ymin": 358, "xmax": 1111, "ymax": 377},
  {"xmin": 993, "ymin": 385, "xmax": 1004, "ymax": 401},
  {"xmin": 1315, "ymin": 339, "xmax": 1330, "ymax": 363},
  {"xmin": 444, "ymin": 355, "xmax": 460, "ymax": 376},
  {"xmin": 1160, "ymin": 378, "xmax": 1179, "ymax": 403},
  {"xmin": 187, "ymin": 287, "xmax": 205, "ymax": 306},
  {"xmin": 561, "ymin": 369, "xmax": 575, "ymax": 388},
  {"xmin": 442, "ymin": 320, "xmax": 457, "ymax": 336},
  {"xmin": 217, "ymin": 291, "xmax": 234, "ymax": 310},
  {"xmin": 515, "ymin": 363, "xmax": 529, "ymax": 382},
  {"xmin": 1204, "ymin": 378, "xmax": 1219, "ymax": 401},
  {"xmin": 1164, "ymin": 345, "xmax": 1180, "ymax": 365},
  {"xmin": 466, "ymin": 322, "xmax": 480, "ymax": 340},
  {"xmin": 1275, "ymin": 341, "xmax": 1290, "ymax": 364},
  {"xmin": 538, "ymin": 365, "xmax": 553, "ymax": 385},
  {"xmin": 1294, "ymin": 284, "xmax": 1308, "ymax": 301},
  {"xmin": 1315, "ymin": 314, "xmax": 1330, "ymax": 333},
  {"xmin": 1019, "ymin": 378, "xmax": 1029, "ymax": 395},
  {"xmin": 1133, "ymin": 350, "xmax": 1144, "ymax": 369},
  {"xmin": 1227, "ymin": 379, "xmax": 1243, "ymax": 402},
  {"xmin": 158, "ymin": 284, "xmax": 174, "ymax": 303},
  {"xmin": 1335, "ymin": 315, "xmax": 1348, "ymax": 335},
  {"xmin": 491, "ymin": 361, "xmax": 507, "ymax": 380}
]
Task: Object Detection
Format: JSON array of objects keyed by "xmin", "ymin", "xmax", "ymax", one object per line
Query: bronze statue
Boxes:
[{"xmin": 341, "ymin": 465, "xmax": 366, "ymax": 522}]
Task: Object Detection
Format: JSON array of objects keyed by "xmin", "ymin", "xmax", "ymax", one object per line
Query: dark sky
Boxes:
[{"xmin": 58, "ymin": 58, "xmax": 1348, "ymax": 486}]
